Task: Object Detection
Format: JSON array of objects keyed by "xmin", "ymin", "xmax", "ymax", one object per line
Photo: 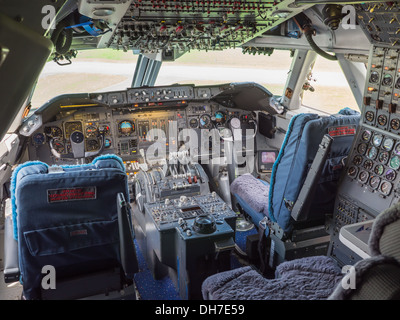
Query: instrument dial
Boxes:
[
  {"xmin": 366, "ymin": 146, "xmax": 378, "ymax": 160},
  {"xmin": 361, "ymin": 130, "xmax": 372, "ymax": 142},
  {"xmin": 104, "ymin": 138, "xmax": 112, "ymax": 148},
  {"xmin": 214, "ymin": 111, "xmax": 226, "ymax": 125},
  {"xmin": 380, "ymin": 181, "xmax": 392, "ymax": 196},
  {"xmin": 357, "ymin": 143, "xmax": 367, "ymax": 155},
  {"xmin": 372, "ymin": 133, "xmax": 383, "ymax": 147},
  {"xmin": 118, "ymin": 120, "xmax": 135, "ymax": 136},
  {"xmin": 86, "ymin": 125, "xmax": 98, "ymax": 137},
  {"xmin": 369, "ymin": 71, "xmax": 379, "ymax": 83},
  {"xmin": 347, "ymin": 166, "xmax": 358, "ymax": 178},
  {"xmin": 199, "ymin": 114, "xmax": 212, "ymax": 129},
  {"xmin": 394, "ymin": 143, "xmax": 400, "ymax": 156},
  {"xmin": 86, "ymin": 139, "xmax": 100, "ymax": 151},
  {"xmin": 365, "ymin": 111, "xmax": 374, "ymax": 122},
  {"xmin": 391, "ymin": 118, "xmax": 400, "ymax": 130},
  {"xmin": 369, "ymin": 176, "xmax": 380, "ymax": 189},
  {"xmin": 378, "ymin": 151, "xmax": 389, "ymax": 164},
  {"xmin": 358, "ymin": 170, "xmax": 369, "ymax": 184},
  {"xmin": 52, "ymin": 139, "xmax": 65, "ymax": 154},
  {"xmin": 363, "ymin": 159, "xmax": 373, "ymax": 171},
  {"xmin": 374, "ymin": 164, "xmax": 384, "ymax": 176},
  {"xmin": 385, "ymin": 169, "xmax": 396, "ymax": 181},
  {"xmin": 383, "ymin": 138, "xmax": 394, "ymax": 151},
  {"xmin": 377, "ymin": 114, "xmax": 387, "ymax": 126},
  {"xmin": 382, "ymin": 74, "xmax": 393, "ymax": 86},
  {"xmin": 189, "ymin": 118, "xmax": 199, "ymax": 128},
  {"xmin": 32, "ymin": 132, "xmax": 45, "ymax": 145},
  {"xmin": 45, "ymin": 126, "xmax": 62, "ymax": 138},
  {"xmin": 389, "ymin": 155, "xmax": 400, "ymax": 170},
  {"xmin": 353, "ymin": 155, "xmax": 363, "ymax": 165}
]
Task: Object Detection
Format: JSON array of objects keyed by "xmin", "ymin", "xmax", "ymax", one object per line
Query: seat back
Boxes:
[
  {"xmin": 268, "ymin": 110, "xmax": 360, "ymax": 232},
  {"xmin": 11, "ymin": 155, "xmax": 134, "ymax": 299}
]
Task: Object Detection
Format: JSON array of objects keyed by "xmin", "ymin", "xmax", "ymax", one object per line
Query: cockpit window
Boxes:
[
  {"xmin": 155, "ymin": 48, "xmax": 293, "ymax": 96},
  {"xmin": 301, "ymin": 56, "xmax": 359, "ymax": 114},
  {"xmin": 30, "ymin": 49, "xmax": 138, "ymax": 110}
]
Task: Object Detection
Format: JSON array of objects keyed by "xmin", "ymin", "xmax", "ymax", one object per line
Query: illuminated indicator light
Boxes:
[
  {"xmin": 368, "ymin": 87, "xmax": 374, "ymax": 91},
  {"xmin": 182, "ymin": 100, "xmax": 187, "ymax": 104},
  {"xmin": 134, "ymin": 104, "xmax": 139, "ymax": 107},
  {"xmin": 395, "ymin": 93, "xmax": 399, "ymax": 97},
  {"xmin": 372, "ymin": 64, "xmax": 376, "ymax": 68}
]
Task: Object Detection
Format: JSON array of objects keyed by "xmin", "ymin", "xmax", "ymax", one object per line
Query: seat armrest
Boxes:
[
  {"xmin": 117, "ymin": 193, "xmax": 139, "ymax": 279},
  {"xmin": 4, "ymin": 199, "xmax": 20, "ymax": 283}
]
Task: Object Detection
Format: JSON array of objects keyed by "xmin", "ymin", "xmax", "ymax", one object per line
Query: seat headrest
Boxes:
[{"xmin": 369, "ymin": 202, "xmax": 400, "ymax": 263}]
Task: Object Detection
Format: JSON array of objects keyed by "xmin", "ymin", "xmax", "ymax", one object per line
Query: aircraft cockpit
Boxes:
[{"xmin": 0, "ymin": 0, "xmax": 399, "ymax": 305}]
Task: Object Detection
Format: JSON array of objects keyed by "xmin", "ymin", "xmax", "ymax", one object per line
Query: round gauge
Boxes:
[
  {"xmin": 32, "ymin": 132, "xmax": 45, "ymax": 145},
  {"xmin": 382, "ymin": 74, "xmax": 393, "ymax": 86},
  {"xmin": 369, "ymin": 176, "xmax": 381, "ymax": 189},
  {"xmin": 189, "ymin": 118, "xmax": 199, "ymax": 128},
  {"xmin": 374, "ymin": 164, "xmax": 384, "ymax": 176},
  {"xmin": 52, "ymin": 139, "xmax": 65, "ymax": 154},
  {"xmin": 104, "ymin": 138, "xmax": 112, "ymax": 148},
  {"xmin": 214, "ymin": 111, "xmax": 226, "ymax": 125},
  {"xmin": 391, "ymin": 118, "xmax": 400, "ymax": 130},
  {"xmin": 383, "ymin": 138, "xmax": 394, "ymax": 151},
  {"xmin": 230, "ymin": 117, "xmax": 241, "ymax": 129},
  {"xmin": 394, "ymin": 143, "xmax": 400, "ymax": 155},
  {"xmin": 347, "ymin": 166, "xmax": 358, "ymax": 178},
  {"xmin": 358, "ymin": 170, "xmax": 369, "ymax": 184},
  {"xmin": 395, "ymin": 77, "xmax": 400, "ymax": 89},
  {"xmin": 366, "ymin": 146, "xmax": 378, "ymax": 160},
  {"xmin": 385, "ymin": 169, "xmax": 396, "ymax": 181},
  {"xmin": 373, "ymin": 133, "xmax": 383, "ymax": 147},
  {"xmin": 199, "ymin": 114, "xmax": 212, "ymax": 129},
  {"xmin": 369, "ymin": 71, "xmax": 379, "ymax": 83},
  {"xmin": 98, "ymin": 125, "xmax": 110, "ymax": 135},
  {"xmin": 45, "ymin": 126, "xmax": 63, "ymax": 138},
  {"xmin": 378, "ymin": 151, "xmax": 389, "ymax": 164},
  {"xmin": 357, "ymin": 143, "xmax": 367, "ymax": 155},
  {"xmin": 377, "ymin": 114, "xmax": 387, "ymax": 126},
  {"xmin": 380, "ymin": 181, "xmax": 392, "ymax": 196},
  {"xmin": 361, "ymin": 130, "xmax": 372, "ymax": 142},
  {"xmin": 118, "ymin": 120, "xmax": 135, "ymax": 136},
  {"xmin": 365, "ymin": 111, "xmax": 375, "ymax": 122},
  {"xmin": 353, "ymin": 155, "xmax": 363, "ymax": 165},
  {"xmin": 86, "ymin": 125, "xmax": 98, "ymax": 137},
  {"xmin": 86, "ymin": 139, "xmax": 100, "ymax": 151},
  {"xmin": 389, "ymin": 155, "xmax": 400, "ymax": 170},
  {"xmin": 363, "ymin": 159, "xmax": 373, "ymax": 171},
  {"xmin": 70, "ymin": 131, "xmax": 84, "ymax": 144}
]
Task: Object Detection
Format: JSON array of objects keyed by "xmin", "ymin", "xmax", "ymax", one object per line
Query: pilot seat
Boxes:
[
  {"xmin": 231, "ymin": 109, "xmax": 360, "ymax": 273},
  {"xmin": 3, "ymin": 155, "xmax": 139, "ymax": 300}
]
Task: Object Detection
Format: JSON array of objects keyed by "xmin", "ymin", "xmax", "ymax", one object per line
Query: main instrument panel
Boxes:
[{"xmin": 23, "ymin": 83, "xmax": 271, "ymax": 174}]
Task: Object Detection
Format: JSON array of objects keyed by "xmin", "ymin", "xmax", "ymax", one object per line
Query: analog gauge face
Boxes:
[
  {"xmin": 347, "ymin": 166, "xmax": 358, "ymax": 178},
  {"xmin": 380, "ymin": 181, "xmax": 392, "ymax": 196},
  {"xmin": 230, "ymin": 117, "xmax": 241, "ymax": 129},
  {"xmin": 389, "ymin": 155, "xmax": 400, "ymax": 170},
  {"xmin": 65, "ymin": 121, "xmax": 83, "ymax": 139},
  {"xmin": 385, "ymin": 169, "xmax": 396, "ymax": 181},
  {"xmin": 361, "ymin": 130, "xmax": 372, "ymax": 142},
  {"xmin": 374, "ymin": 164, "xmax": 384, "ymax": 175},
  {"xmin": 98, "ymin": 125, "xmax": 110, "ymax": 135},
  {"xmin": 52, "ymin": 139, "xmax": 65, "ymax": 154},
  {"xmin": 32, "ymin": 132, "xmax": 45, "ymax": 145},
  {"xmin": 353, "ymin": 155, "xmax": 363, "ymax": 165},
  {"xmin": 199, "ymin": 114, "xmax": 212, "ymax": 129},
  {"xmin": 365, "ymin": 111, "xmax": 374, "ymax": 122},
  {"xmin": 369, "ymin": 71, "xmax": 379, "ymax": 83},
  {"xmin": 391, "ymin": 118, "xmax": 400, "ymax": 130},
  {"xmin": 369, "ymin": 176, "xmax": 381, "ymax": 189},
  {"xmin": 118, "ymin": 120, "xmax": 135, "ymax": 136},
  {"xmin": 189, "ymin": 118, "xmax": 199, "ymax": 128},
  {"xmin": 377, "ymin": 114, "xmax": 387, "ymax": 126},
  {"xmin": 378, "ymin": 151, "xmax": 389, "ymax": 164},
  {"xmin": 383, "ymin": 138, "xmax": 394, "ymax": 151},
  {"xmin": 214, "ymin": 111, "xmax": 226, "ymax": 125},
  {"xmin": 394, "ymin": 143, "xmax": 400, "ymax": 155},
  {"xmin": 366, "ymin": 146, "xmax": 378, "ymax": 160},
  {"xmin": 395, "ymin": 77, "xmax": 400, "ymax": 89},
  {"xmin": 104, "ymin": 138, "xmax": 112, "ymax": 148},
  {"xmin": 373, "ymin": 133, "xmax": 383, "ymax": 147},
  {"xmin": 45, "ymin": 126, "xmax": 62, "ymax": 138},
  {"xmin": 357, "ymin": 143, "xmax": 367, "ymax": 155},
  {"xmin": 358, "ymin": 170, "xmax": 369, "ymax": 184},
  {"xmin": 86, "ymin": 125, "xmax": 98, "ymax": 137},
  {"xmin": 86, "ymin": 139, "xmax": 100, "ymax": 152},
  {"xmin": 363, "ymin": 159, "xmax": 373, "ymax": 171},
  {"xmin": 382, "ymin": 74, "xmax": 393, "ymax": 86}
]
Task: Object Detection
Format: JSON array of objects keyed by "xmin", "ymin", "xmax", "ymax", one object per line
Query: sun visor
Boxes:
[{"xmin": 210, "ymin": 82, "xmax": 284, "ymax": 115}]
